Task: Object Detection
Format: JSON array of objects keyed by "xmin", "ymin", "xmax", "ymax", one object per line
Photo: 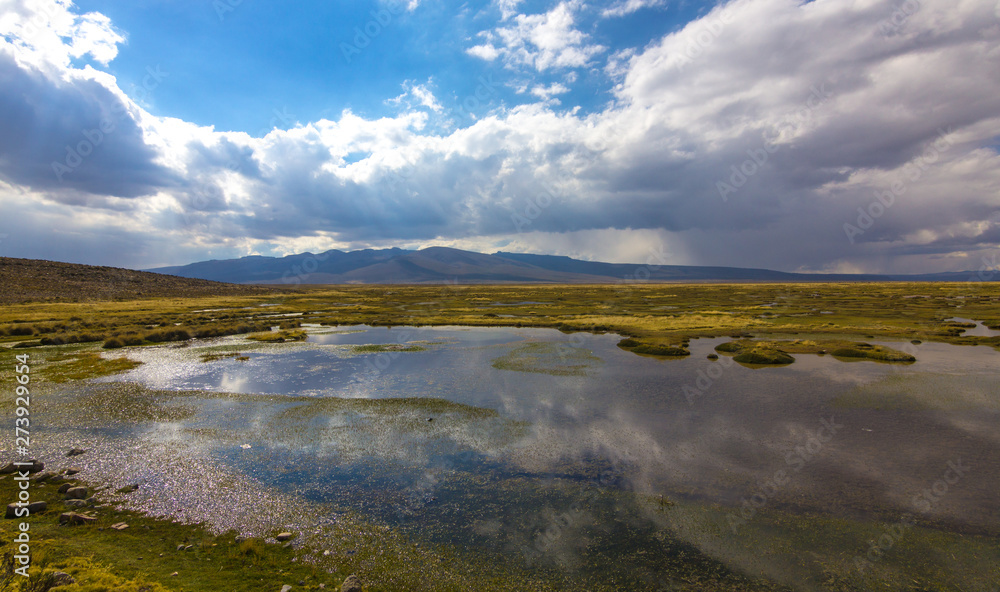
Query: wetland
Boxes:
[{"xmin": 2, "ymin": 283, "xmax": 999, "ymax": 591}]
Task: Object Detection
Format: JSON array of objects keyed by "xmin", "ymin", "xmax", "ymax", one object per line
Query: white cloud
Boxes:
[
  {"xmin": 388, "ymin": 80, "xmax": 443, "ymax": 113},
  {"xmin": 2, "ymin": 0, "xmax": 1000, "ymax": 274},
  {"xmin": 494, "ymin": 0, "xmax": 525, "ymax": 21},
  {"xmin": 530, "ymin": 82, "xmax": 571, "ymax": 100},
  {"xmin": 600, "ymin": 0, "xmax": 667, "ymax": 18},
  {"xmin": 468, "ymin": 1, "xmax": 606, "ymax": 72}
]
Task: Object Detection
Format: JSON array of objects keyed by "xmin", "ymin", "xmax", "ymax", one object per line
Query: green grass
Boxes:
[
  {"xmin": 0, "ymin": 477, "xmax": 341, "ymax": 591},
  {"xmin": 350, "ymin": 343, "xmax": 426, "ymax": 353},
  {"xmin": 2, "ymin": 283, "xmax": 1000, "ymax": 358},
  {"xmin": 246, "ymin": 329, "xmax": 307, "ymax": 343}
]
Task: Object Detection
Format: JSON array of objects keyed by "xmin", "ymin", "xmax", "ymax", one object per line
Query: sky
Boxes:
[{"xmin": 0, "ymin": 0, "xmax": 999, "ymax": 274}]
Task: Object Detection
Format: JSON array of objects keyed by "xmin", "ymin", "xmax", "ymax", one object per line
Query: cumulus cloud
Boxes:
[
  {"xmin": 600, "ymin": 0, "xmax": 667, "ymax": 18},
  {"xmin": 389, "ymin": 80, "xmax": 444, "ymax": 113},
  {"xmin": 1, "ymin": 0, "xmax": 999, "ymax": 274},
  {"xmin": 467, "ymin": 1, "xmax": 606, "ymax": 72}
]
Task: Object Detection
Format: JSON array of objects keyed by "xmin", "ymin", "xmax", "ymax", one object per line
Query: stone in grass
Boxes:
[
  {"xmin": 0, "ymin": 460, "xmax": 44, "ymax": 474},
  {"xmin": 65, "ymin": 486, "xmax": 88, "ymax": 500},
  {"xmin": 50, "ymin": 571, "xmax": 76, "ymax": 586},
  {"xmin": 59, "ymin": 511, "xmax": 96, "ymax": 525},
  {"xmin": 281, "ymin": 586, "xmax": 293, "ymax": 592},
  {"xmin": 110, "ymin": 522, "xmax": 129, "ymax": 530},
  {"xmin": 64, "ymin": 499, "xmax": 87, "ymax": 509},
  {"xmin": 276, "ymin": 532, "xmax": 294, "ymax": 542},
  {"xmin": 65, "ymin": 468, "xmax": 81, "ymax": 476},
  {"xmin": 32, "ymin": 472, "xmax": 57, "ymax": 483},
  {"xmin": 58, "ymin": 483, "xmax": 74, "ymax": 494},
  {"xmin": 4, "ymin": 501, "xmax": 46, "ymax": 519},
  {"xmin": 67, "ymin": 448, "xmax": 87, "ymax": 457},
  {"xmin": 341, "ymin": 575, "xmax": 362, "ymax": 592}
]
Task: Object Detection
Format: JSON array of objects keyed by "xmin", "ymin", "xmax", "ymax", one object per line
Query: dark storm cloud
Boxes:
[{"xmin": 0, "ymin": 51, "xmax": 175, "ymax": 199}]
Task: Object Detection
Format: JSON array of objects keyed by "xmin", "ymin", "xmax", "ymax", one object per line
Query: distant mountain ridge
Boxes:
[{"xmin": 145, "ymin": 247, "xmax": 996, "ymax": 284}]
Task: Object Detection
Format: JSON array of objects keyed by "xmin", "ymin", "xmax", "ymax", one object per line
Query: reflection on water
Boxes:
[
  {"xmin": 946, "ymin": 316, "xmax": 1000, "ymax": 337},
  {"xmin": 77, "ymin": 325, "xmax": 1000, "ymax": 589}
]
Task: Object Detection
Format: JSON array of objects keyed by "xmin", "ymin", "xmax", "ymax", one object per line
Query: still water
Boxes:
[{"xmin": 44, "ymin": 325, "xmax": 1000, "ymax": 589}]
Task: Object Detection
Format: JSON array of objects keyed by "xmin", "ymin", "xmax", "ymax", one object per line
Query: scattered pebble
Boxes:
[{"xmin": 340, "ymin": 575, "xmax": 362, "ymax": 592}]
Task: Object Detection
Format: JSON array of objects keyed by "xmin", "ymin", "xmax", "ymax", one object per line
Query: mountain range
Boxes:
[{"xmin": 146, "ymin": 247, "xmax": 996, "ymax": 284}]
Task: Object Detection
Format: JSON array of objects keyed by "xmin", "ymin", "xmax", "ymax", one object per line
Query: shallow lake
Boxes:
[{"xmin": 39, "ymin": 325, "xmax": 1000, "ymax": 590}]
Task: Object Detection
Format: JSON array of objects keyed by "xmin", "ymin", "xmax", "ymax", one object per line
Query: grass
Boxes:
[
  {"xmin": 3, "ymin": 282, "xmax": 997, "ymax": 358},
  {"xmin": 828, "ymin": 344, "xmax": 916, "ymax": 362},
  {"xmin": 713, "ymin": 339, "xmax": 916, "ymax": 365},
  {"xmin": 0, "ymin": 476, "xmax": 343, "ymax": 591},
  {"xmin": 246, "ymin": 329, "xmax": 307, "ymax": 343},
  {"xmin": 1, "ymin": 281, "xmax": 999, "ymax": 589},
  {"xmin": 350, "ymin": 343, "xmax": 426, "ymax": 353}
]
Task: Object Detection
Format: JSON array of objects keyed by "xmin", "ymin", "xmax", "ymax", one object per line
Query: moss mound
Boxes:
[
  {"xmin": 733, "ymin": 350, "xmax": 795, "ymax": 365},
  {"xmin": 830, "ymin": 346, "xmax": 915, "ymax": 362},
  {"xmin": 616, "ymin": 338, "xmax": 689, "ymax": 357}
]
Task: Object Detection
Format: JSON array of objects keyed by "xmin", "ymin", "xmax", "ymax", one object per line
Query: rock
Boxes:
[
  {"xmin": 65, "ymin": 486, "xmax": 88, "ymax": 500},
  {"xmin": 276, "ymin": 532, "xmax": 294, "ymax": 542},
  {"xmin": 57, "ymin": 483, "xmax": 73, "ymax": 494},
  {"xmin": 341, "ymin": 575, "xmax": 362, "ymax": 592},
  {"xmin": 0, "ymin": 460, "xmax": 43, "ymax": 474},
  {"xmin": 176, "ymin": 544, "xmax": 185, "ymax": 551},
  {"xmin": 32, "ymin": 472, "xmax": 56, "ymax": 483},
  {"xmin": 59, "ymin": 511, "xmax": 96, "ymax": 525},
  {"xmin": 110, "ymin": 522, "xmax": 129, "ymax": 530},
  {"xmin": 322, "ymin": 550, "xmax": 331, "ymax": 556},
  {"xmin": 120, "ymin": 484, "xmax": 140, "ymax": 493},
  {"xmin": 50, "ymin": 571, "xmax": 76, "ymax": 587},
  {"xmin": 281, "ymin": 586, "xmax": 293, "ymax": 592},
  {"xmin": 707, "ymin": 353, "xmax": 719, "ymax": 360},
  {"xmin": 170, "ymin": 572, "xmax": 179, "ymax": 577},
  {"xmin": 282, "ymin": 542, "xmax": 292, "ymax": 549},
  {"xmin": 65, "ymin": 468, "xmax": 80, "ymax": 476},
  {"xmin": 67, "ymin": 448, "xmax": 87, "ymax": 457},
  {"xmin": 64, "ymin": 499, "xmax": 87, "ymax": 509},
  {"xmin": 7, "ymin": 502, "xmax": 47, "ymax": 518}
]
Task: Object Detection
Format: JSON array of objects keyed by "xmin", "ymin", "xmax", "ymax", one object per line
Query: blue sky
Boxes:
[
  {"xmin": 1, "ymin": 0, "xmax": 999, "ymax": 274},
  {"xmin": 72, "ymin": 0, "xmax": 702, "ymax": 133}
]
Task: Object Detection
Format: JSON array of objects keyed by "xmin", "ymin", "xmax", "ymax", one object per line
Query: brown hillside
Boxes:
[{"xmin": 0, "ymin": 257, "xmax": 277, "ymax": 304}]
